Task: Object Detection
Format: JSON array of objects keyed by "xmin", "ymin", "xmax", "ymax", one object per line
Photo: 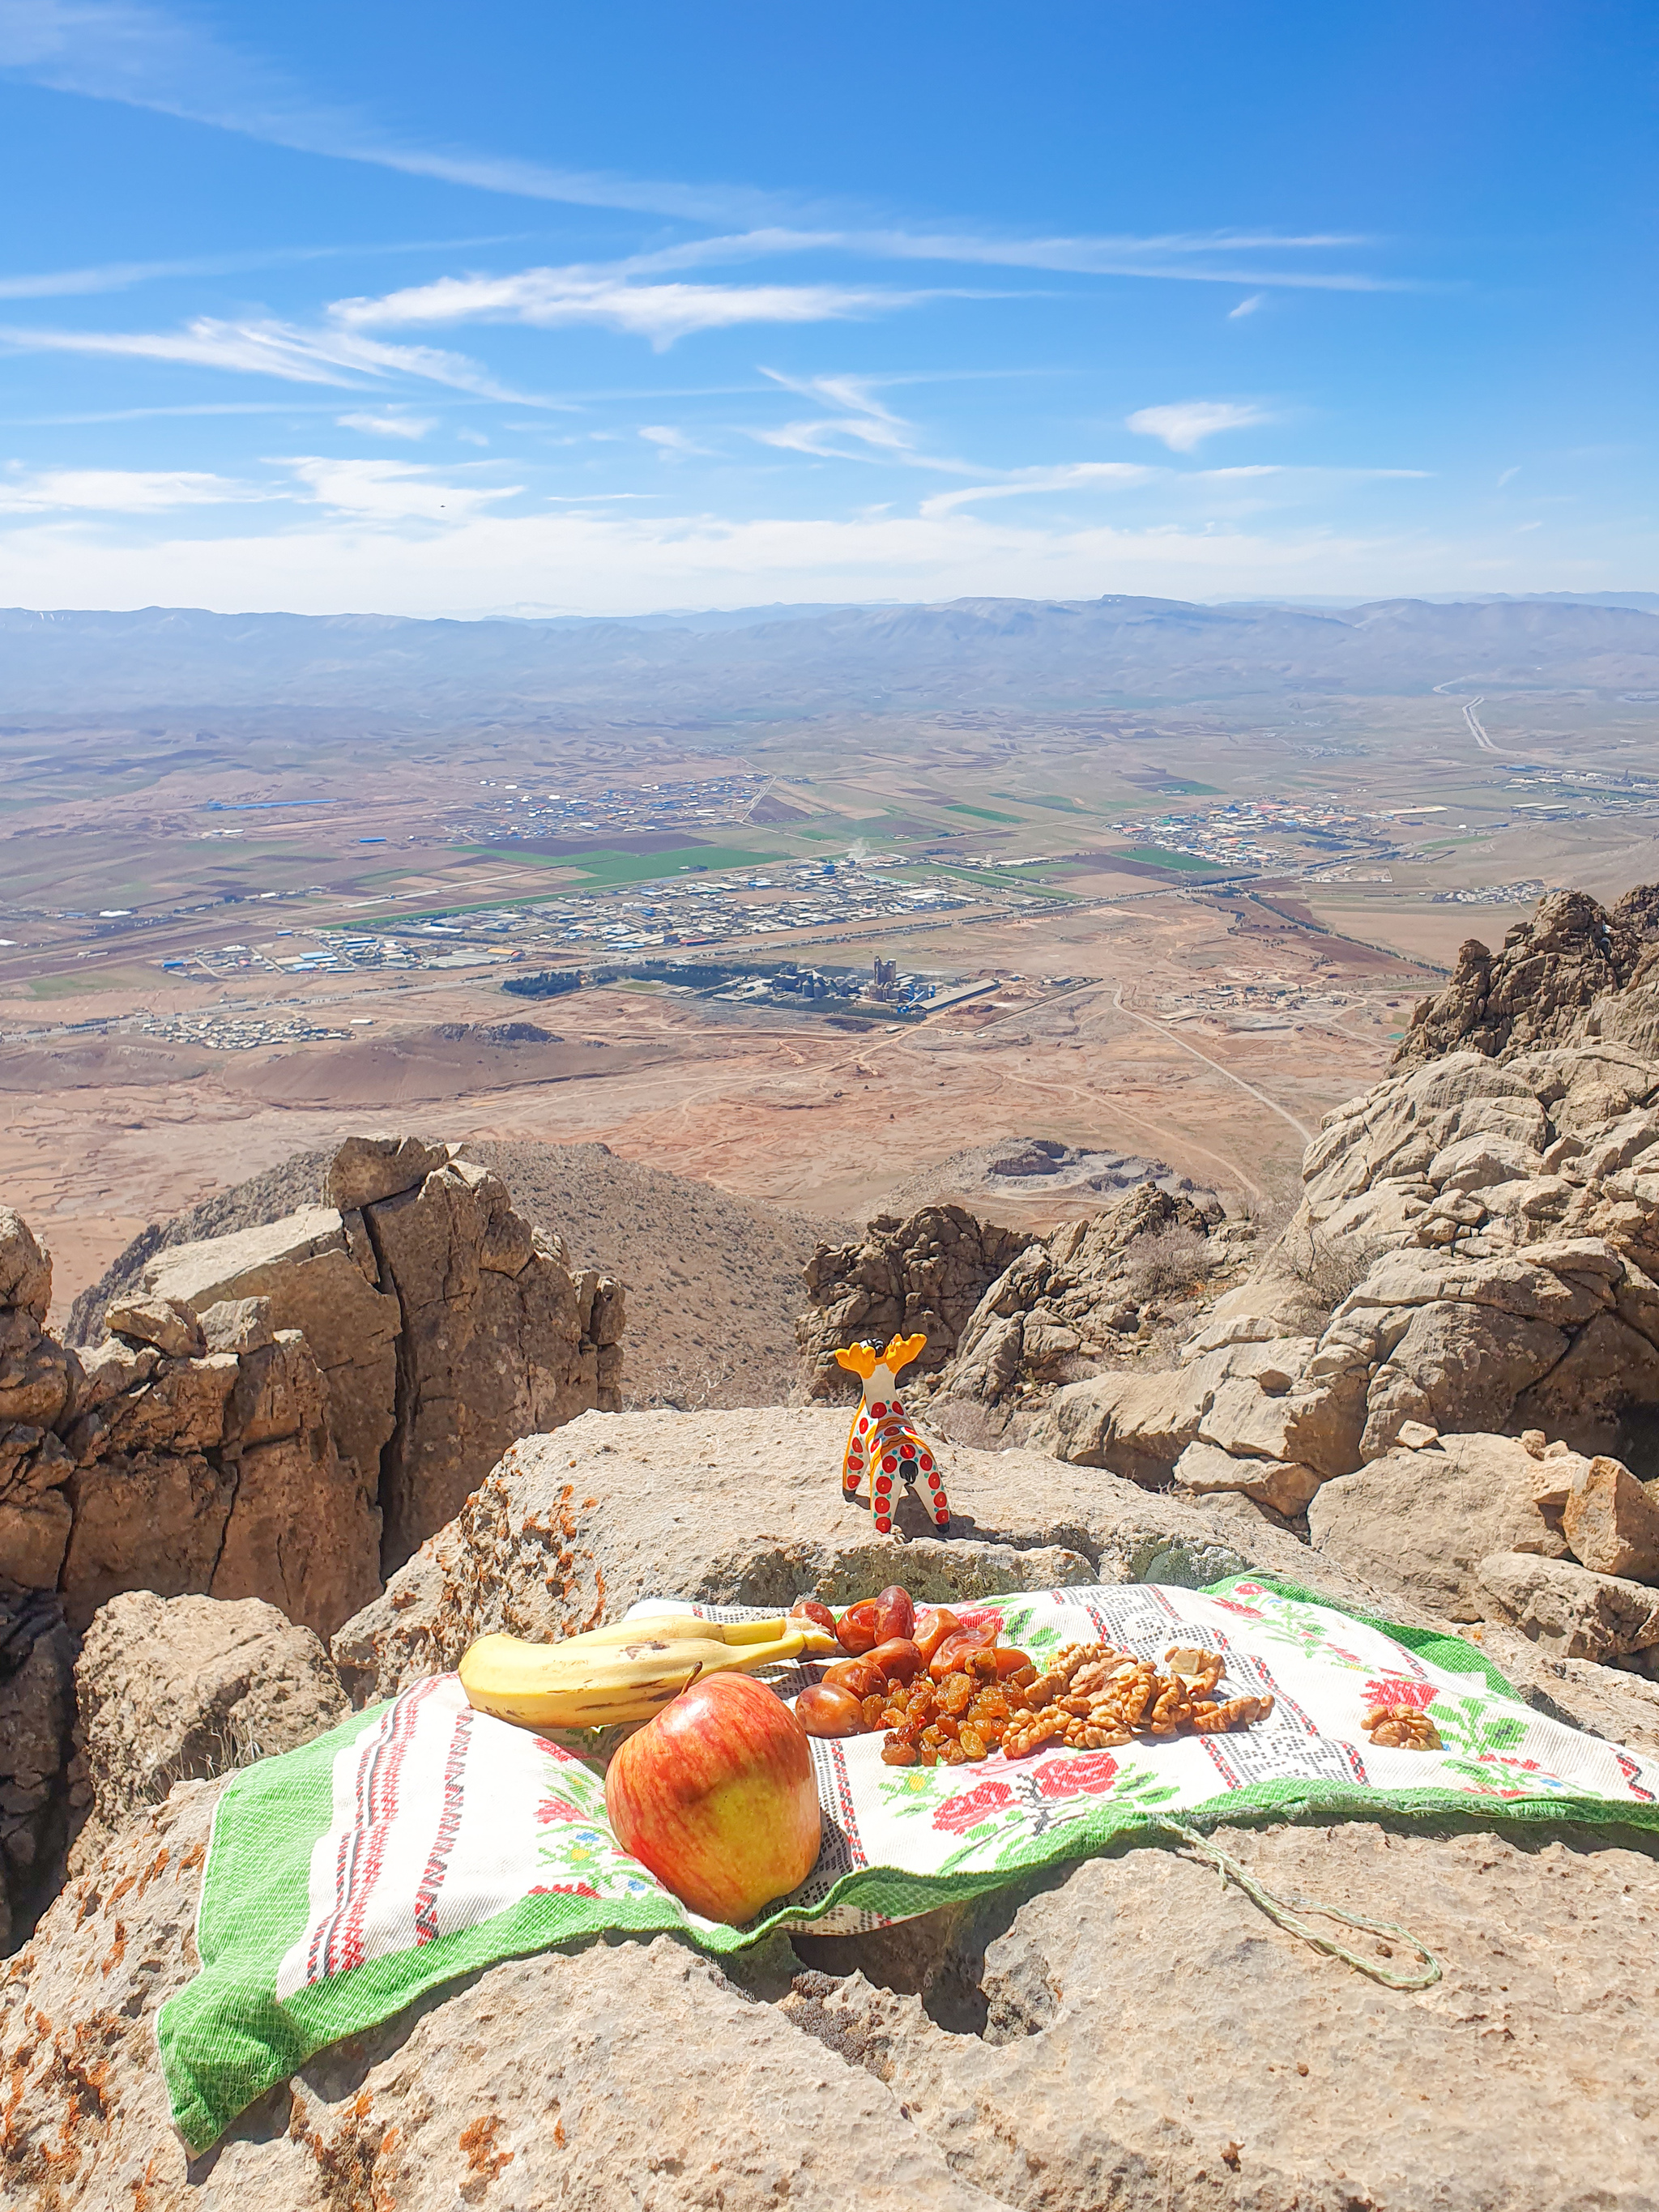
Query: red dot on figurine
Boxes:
[
  {"xmin": 872, "ymin": 1401, "xmax": 886, "ymax": 1417},
  {"xmin": 919, "ymin": 1455, "xmax": 932, "ymax": 1473}
]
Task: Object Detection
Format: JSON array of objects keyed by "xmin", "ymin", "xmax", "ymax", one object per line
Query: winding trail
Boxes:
[{"xmin": 1111, "ymin": 986, "xmax": 1316, "ymax": 1146}]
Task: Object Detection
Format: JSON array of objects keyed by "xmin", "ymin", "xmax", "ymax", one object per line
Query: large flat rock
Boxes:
[
  {"xmin": 7, "ymin": 1779, "xmax": 1658, "ymax": 2209},
  {"xmin": 331, "ymin": 1406, "xmax": 1325, "ymax": 1700},
  {"xmin": 787, "ymin": 1816, "xmax": 1659, "ymax": 2210}
]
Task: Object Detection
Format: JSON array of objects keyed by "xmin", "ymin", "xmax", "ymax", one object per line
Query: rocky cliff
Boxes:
[{"xmin": 0, "ymin": 1134, "xmax": 622, "ymax": 1946}]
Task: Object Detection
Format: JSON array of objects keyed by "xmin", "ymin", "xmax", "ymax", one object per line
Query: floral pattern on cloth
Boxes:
[{"xmin": 160, "ymin": 1575, "xmax": 1659, "ymax": 2158}]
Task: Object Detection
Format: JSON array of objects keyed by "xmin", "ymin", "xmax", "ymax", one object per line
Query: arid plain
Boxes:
[{"xmin": 5, "ymin": 641, "xmax": 1658, "ymax": 1330}]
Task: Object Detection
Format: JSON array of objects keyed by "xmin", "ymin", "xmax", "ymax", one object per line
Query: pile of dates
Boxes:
[
  {"xmin": 787, "ymin": 1588, "xmax": 1036, "ymax": 1765},
  {"xmin": 785, "ymin": 1592, "xmax": 1274, "ymax": 1767}
]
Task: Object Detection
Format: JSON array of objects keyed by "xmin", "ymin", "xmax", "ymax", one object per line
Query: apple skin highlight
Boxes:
[{"xmin": 604, "ymin": 1672, "xmax": 822, "ymax": 1924}]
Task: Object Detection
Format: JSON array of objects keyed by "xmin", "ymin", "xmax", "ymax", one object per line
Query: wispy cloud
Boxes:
[
  {"xmin": 281, "ymin": 455, "xmax": 522, "ymax": 521},
  {"xmin": 639, "ymin": 424, "xmax": 713, "ymax": 458},
  {"xmin": 1227, "ymin": 293, "xmax": 1266, "ymax": 319},
  {"xmin": 0, "ymin": 236, "xmax": 531, "ymax": 304},
  {"xmin": 1126, "ymin": 400, "xmax": 1273, "ymax": 453},
  {"xmin": 0, "ymin": 463, "xmax": 262, "ymax": 511},
  {"xmin": 1497, "ymin": 465, "xmax": 1520, "ymax": 487},
  {"xmin": 331, "ymin": 265, "xmax": 923, "ymax": 349},
  {"xmin": 748, "ymin": 369, "xmax": 973, "ymax": 473},
  {"xmin": 920, "ymin": 463, "xmax": 1154, "ymax": 518},
  {"xmin": 336, "ymin": 411, "xmax": 438, "ymax": 439},
  {"xmin": 0, "ymin": 315, "xmax": 546, "ymax": 400},
  {"xmin": 0, "ymin": 7, "xmax": 1414, "ymax": 295}
]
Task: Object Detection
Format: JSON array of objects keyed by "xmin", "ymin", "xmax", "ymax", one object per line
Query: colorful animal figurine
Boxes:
[{"xmin": 834, "ymin": 1333, "xmax": 950, "ymax": 1535}]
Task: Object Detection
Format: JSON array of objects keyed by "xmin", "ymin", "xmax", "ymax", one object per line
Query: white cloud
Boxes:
[
  {"xmin": 0, "ymin": 315, "xmax": 541, "ymax": 399},
  {"xmin": 1497, "ymin": 465, "xmax": 1520, "ymax": 487},
  {"xmin": 920, "ymin": 462, "xmax": 1154, "ymax": 518},
  {"xmin": 331, "ymin": 266, "xmax": 922, "ymax": 349},
  {"xmin": 0, "ymin": 9, "xmax": 1412, "ymax": 293},
  {"xmin": 0, "ymin": 497, "xmax": 1555, "ymax": 620},
  {"xmin": 336, "ymin": 411, "xmax": 438, "ymax": 439},
  {"xmin": 747, "ymin": 369, "xmax": 971, "ymax": 473},
  {"xmin": 1227, "ymin": 293, "xmax": 1265, "ymax": 319},
  {"xmin": 0, "ymin": 464, "xmax": 261, "ymax": 511},
  {"xmin": 1126, "ymin": 401, "xmax": 1273, "ymax": 453},
  {"xmin": 280, "ymin": 455, "xmax": 522, "ymax": 521},
  {"xmin": 639, "ymin": 424, "xmax": 712, "ymax": 458}
]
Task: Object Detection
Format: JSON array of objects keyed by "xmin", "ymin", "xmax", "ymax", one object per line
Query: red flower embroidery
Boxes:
[
  {"xmin": 1210, "ymin": 1599, "xmax": 1263, "ymax": 1620},
  {"xmin": 1361, "ymin": 1677, "xmax": 1435, "ymax": 1711},
  {"xmin": 1033, "ymin": 1753, "xmax": 1120, "ymax": 1801},
  {"xmin": 535, "ymin": 1796, "xmax": 589, "ymax": 1826},
  {"xmin": 932, "ymin": 1779, "xmax": 1014, "ymax": 1834}
]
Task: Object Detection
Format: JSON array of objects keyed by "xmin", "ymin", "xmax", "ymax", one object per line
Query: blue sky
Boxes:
[{"xmin": 0, "ymin": 1, "xmax": 1654, "ymax": 616}]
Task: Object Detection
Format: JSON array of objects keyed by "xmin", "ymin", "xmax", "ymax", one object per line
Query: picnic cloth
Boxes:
[{"xmin": 159, "ymin": 1573, "xmax": 1659, "ymax": 2151}]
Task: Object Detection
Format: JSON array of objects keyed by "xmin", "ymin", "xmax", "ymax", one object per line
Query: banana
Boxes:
[{"xmin": 458, "ymin": 1613, "xmax": 839, "ymax": 1732}]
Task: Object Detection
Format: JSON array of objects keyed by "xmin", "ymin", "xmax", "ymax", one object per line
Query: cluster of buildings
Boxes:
[
  {"xmin": 465, "ymin": 774, "xmax": 770, "ymax": 838},
  {"xmin": 1108, "ymin": 796, "xmax": 1392, "ymax": 872}
]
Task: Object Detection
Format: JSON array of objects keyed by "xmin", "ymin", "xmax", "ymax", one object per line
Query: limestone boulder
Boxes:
[
  {"xmin": 1171, "ymin": 1438, "xmax": 1324, "ymax": 1517},
  {"xmin": 1307, "ymin": 1430, "xmax": 1580, "ymax": 1620},
  {"xmin": 1393, "ymin": 888, "xmax": 1649, "ymax": 1067},
  {"xmin": 0, "ymin": 1207, "xmax": 50, "ymax": 1319},
  {"xmin": 940, "ymin": 1185, "xmax": 1230, "ymax": 1406},
  {"xmin": 366, "ymin": 1157, "xmax": 618, "ymax": 1569},
  {"xmin": 1027, "ymin": 1366, "xmax": 1206, "ymax": 1485},
  {"xmin": 1559, "ymin": 1455, "xmax": 1659, "ymax": 1581},
  {"xmin": 798, "ymin": 1204, "xmax": 1035, "ymax": 1398},
  {"xmin": 142, "ymin": 1205, "xmax": 401, "ymax": 1500},
  {"xmin": 68, "ymin": 1591, "xmax": 348, "ymax": 1877},
  {"xmin": 61, "ymin": 1449, "xmax": 237, "ymax": 1632},
  {"xmin": 58, "ymin": 1330, "xmax": 378, "ymax": 1637},
  {"xmin": 0, "ymin": 1588, "xmax": 75, "ymax": 1950},
  {"xmin": 331, "ymin": 1404, "xmax": 1307, "ymax": 1703},
  {"xmin": 1474, "ymin": 1550, "xmax": 1659, "ymax": 1662},
  {"xmin": 0, "ymin": 1426, "xmax": 73, "ymax": 1589},
  {"xmin": 322, "ymin": 1131, "xmax": 455, "ymax": 1212},
  {"xmin": 104, "ymin": 1293, "xmax": 205, "ymax": 1358}
]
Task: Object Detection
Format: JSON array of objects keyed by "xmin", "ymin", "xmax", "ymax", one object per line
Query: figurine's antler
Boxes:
[
  {"xmin": 834, "ymin": 1341, "xmax": 882, "ymax": 1379},
  {"xmin": 881, "ymin": 1332, "xmax": 927, "ymax": 1377}
]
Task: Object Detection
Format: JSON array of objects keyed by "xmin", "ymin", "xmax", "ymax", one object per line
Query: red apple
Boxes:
[{"xmin": 604, "ymin": 1673, "xmax": 822, "ymax": 1924}]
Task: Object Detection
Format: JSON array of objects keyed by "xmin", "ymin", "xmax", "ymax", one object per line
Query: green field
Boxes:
[
  {"xmin": 1116, "ymin": 846, "xmax": 1235, "ymax": 874},
  {"xmin": 945, "ymin": 803, "xmax": 1023, "ymax": 823},
  {"xmin": 27, "ymin": 967, "xmax": 152, "ymax": 999},
  {"xmin": 924, "ymin": 862, "xmax": 1082, "ymax": 901}
]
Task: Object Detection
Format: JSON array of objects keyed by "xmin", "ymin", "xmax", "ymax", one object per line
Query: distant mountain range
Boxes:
[{"xmin": 3, "ymin": 593, "xmax": 1657, "ymax": 719}]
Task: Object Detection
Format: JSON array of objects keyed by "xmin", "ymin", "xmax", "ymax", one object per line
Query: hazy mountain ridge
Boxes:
[{"xmin": 2, "ymin": 593, "xmax": 1657, "ymax": 717}]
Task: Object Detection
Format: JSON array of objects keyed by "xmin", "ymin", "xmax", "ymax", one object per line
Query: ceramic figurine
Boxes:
[{"xmin": 834, "ymin": 1333, "xmax": 950, "ymax": 1534}]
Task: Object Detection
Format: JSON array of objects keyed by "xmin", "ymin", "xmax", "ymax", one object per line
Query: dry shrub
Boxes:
[
  {"xmin": 1282, "ymin": 1222, "xmax": 1380, "ymax": 1315},
  {"xmin": 1125, "ymin": 1227, "xmax": 1210, "ymax": 1306}
]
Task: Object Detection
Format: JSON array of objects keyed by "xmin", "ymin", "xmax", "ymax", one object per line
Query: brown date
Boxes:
[
  {"xmin": 821, "ymin": 1657, "xmax": 881, "ymax": 1698},
  {"xmin": 864, "ymin": 1636, "xmax": 924, "ymax": 1684},
  {"xmin": 794, "ymin": 1684, "xmax": 866, "ymax": 1737},
  {"xmin": 929, "ymin": 1626, "xmax": 998, "ymax": 1681},
  {"xmin": 911, "ymin": 1606, "xmax": 960, "ymax": 1662},
  {"xmin": 790, "ymin": 1597, "xmax": 836, "ymax": 1635},
  {"xmin": 870, "ymin": 1585, "xmax": 916, "ymax": 1643},
  {"xmin": 835, "ymin": 1600, "xmax": 881, "ymax": 1656}
]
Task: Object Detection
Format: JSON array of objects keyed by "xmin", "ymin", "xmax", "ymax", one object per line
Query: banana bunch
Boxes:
[{"xmin": 458, "ymin": 1611, "xmax": 839, "ymax": 1732}]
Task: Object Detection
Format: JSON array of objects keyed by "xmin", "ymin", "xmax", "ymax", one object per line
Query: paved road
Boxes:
[{"xmin": 1464, "ymin": 696, "xmax": 1499, "ymax": 752}]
